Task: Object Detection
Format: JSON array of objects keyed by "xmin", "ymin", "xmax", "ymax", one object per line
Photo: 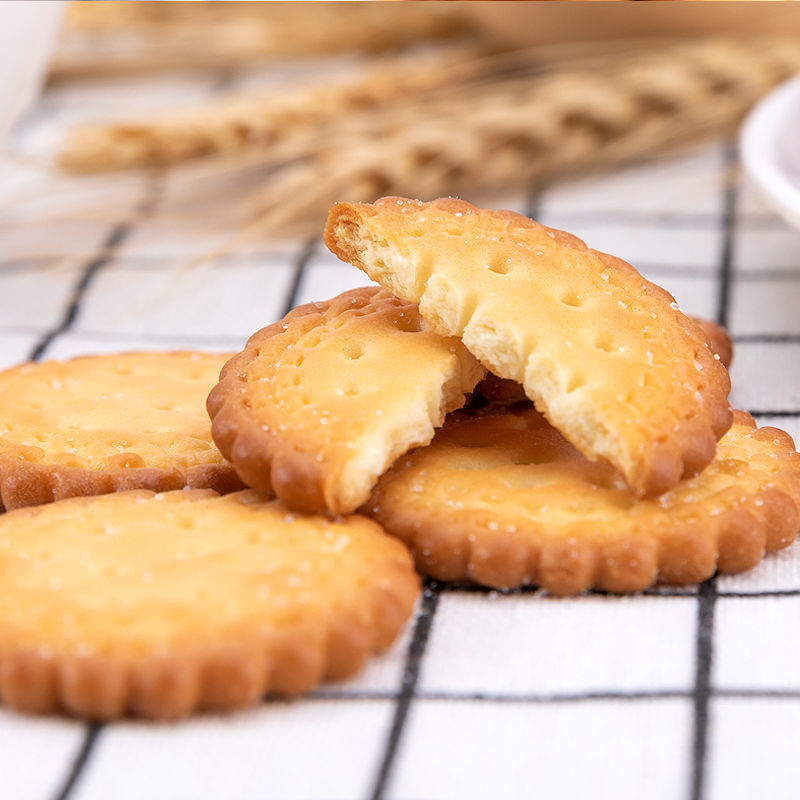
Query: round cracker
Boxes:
[
  {"xmin": 0, "ymin": 489, "xmax": 419, "ymax": 719},
  {"xmin": 208, "ymin": 287, "xmax": 484, "ymax": 515},
  {"xmin": 368, "ymin": 408, "xmax": 800, "ymax": 595},
  {"xmin": 325, "ymin": 197, "xmax": 733, "ymax": 499},
  {"xmin": 0, "ymin": 352, "xmax": 242, "ymax": 510}
]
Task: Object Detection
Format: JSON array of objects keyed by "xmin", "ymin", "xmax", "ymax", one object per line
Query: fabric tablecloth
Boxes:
[{"xmin": 2, "ymin": 62, "xmax": 800, "ymax": 800}]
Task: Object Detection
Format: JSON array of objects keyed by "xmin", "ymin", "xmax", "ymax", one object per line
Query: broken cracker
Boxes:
[
  {"xmin": 208, "ymin": 287, "xmax": 485, "ymax": 514},
  {"xmin": 325, "ymin": 197, "xmax": 732, "ymax": 498}
]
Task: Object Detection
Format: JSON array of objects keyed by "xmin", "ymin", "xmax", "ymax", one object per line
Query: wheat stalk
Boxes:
[
  {"xmin": 59, "ymin": 44, "xmax": 492, "ymax": 172},
  {"xmin": 51, "ymin": 1, "xmax": 473, "ymax": 81},
  {"xmin": 53, "ymin": 35, "xmax": 800, "ymax": 240},
  {"xmin": 244, "ymin": 36, "xmax": 800, "ymax": 237},
  {"xmin": 56, "ymin": 35, "xmax": 728, "ymax": 174}
]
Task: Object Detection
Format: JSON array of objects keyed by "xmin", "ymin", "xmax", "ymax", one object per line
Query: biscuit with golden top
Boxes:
[
  {"xmin": 473, "ymin": 316, "xmax": 733, "ymax": 406},
  {"xmin": 367, "ymin": 408, "xmax": 800, "ymax": 595},
  {"xmin": 0, "ymin": 489, "xmax": 419, "ymax": 719},
  {"xmin": 325, "ymin": 197, "xmax": 732, "ymax": 498},
  {"xmin": 208, "ymin": 287, "xmax": 485, "ymax": 514},
  {"xmin": 0, "ymin": 352, "xmax": 242, "ymax": 511}
]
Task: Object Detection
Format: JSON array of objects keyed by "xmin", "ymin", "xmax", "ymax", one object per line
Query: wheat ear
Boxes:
[
  {"xmin": 245, "ymin": 36, "xmax": 800, "ymax": 236},
  {"xmin": 58, "ymin": 44, "xmax": 490, "ymax": 173}
]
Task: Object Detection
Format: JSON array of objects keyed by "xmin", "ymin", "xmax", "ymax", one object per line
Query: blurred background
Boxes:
[{"xmin": 5, "ymin": 1, "xmax": 800, "ymax": 246}]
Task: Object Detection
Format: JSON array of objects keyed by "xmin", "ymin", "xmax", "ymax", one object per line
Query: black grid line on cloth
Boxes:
[
  {"xmin": 369, "ymin": 581, "xmax": 441, "ymax": 800},
  {"xmin": 413, "ymin": 584, "xmax": 800, "ymax": 600},
  {"xmin": 27, "ymin": 222, "xmax": 132, "ymax": 362},
  {"xmin": 691, "ymin": 578, "xmax": 717, "ymax": 800},
  {"xmin": 310, "ymin": 684, "xmax": 800, "ymax": 705},
  {"xmin": 689, "ymin": 140, "xmax": 739, "ymax": 800},
  {"xmin": 735, "ymin": 269, "xmax": 800, "ymax": 283},
  {"xmin": 11, "ymin": 327, "xmax": 250, "ymax": 349},
  {"xmin": 27, "ymin": 176, "xmax": 162, "ymax": 362},
  {"xmin": 367, "ymin": 186, "xmax": 544, "ymax": 800},
  {"xmin": 0, "ymin": 252, "xmax": 307, "ymax": 273},
  {"xmin": 51, "ymin": 724, "xmax": 102, "ymax": 800},
  {"xmin": 533, "ymin": 209, "xmax": 784, "ymax": 231},
  {"xmin": 733, "ymin": 334, "xmax": 800, "ymax": 344},
  {"xmin": 281, "ymin": 238, "xmax": 318, "ymax": 316}
]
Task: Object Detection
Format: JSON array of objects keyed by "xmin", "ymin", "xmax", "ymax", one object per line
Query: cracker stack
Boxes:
[{"xmin": 1, "ymin": 197, "xmax": 798, "ymax": 720}]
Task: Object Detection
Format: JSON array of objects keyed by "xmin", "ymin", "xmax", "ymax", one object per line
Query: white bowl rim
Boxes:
[{"xmin": 741, "ymin": 73, "xmax": 800, "ymax": 229}]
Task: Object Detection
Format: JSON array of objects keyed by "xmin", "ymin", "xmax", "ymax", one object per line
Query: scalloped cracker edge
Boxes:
[{"xmin": 368, "ymin": 408, "xmax": 800, "ymax": 595}]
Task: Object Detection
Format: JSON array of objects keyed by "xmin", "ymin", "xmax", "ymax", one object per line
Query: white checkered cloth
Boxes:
[{"xmin": 1, "ymin": 62, "xmax": 800, "ymax": 800}]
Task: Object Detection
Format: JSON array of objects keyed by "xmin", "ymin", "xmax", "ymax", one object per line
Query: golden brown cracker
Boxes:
[
  {"xmin": 0, "ymin": 352, "xmax": 242, "ymax": 510},
  {"xmin": 473, "ymin": 316, "xmax": 733, "ymax": 407},
  {"xmin": 325, "ymin": 197, "xmax": 732, "ymax": 499},
  {"xmin": 208, "ymin": 287, "xmax": 485, "ymax": 514},
  {"xmin": 367, "ymin": 408, "xmax": 800, "ymax": 595},
  {"xmin": 0, "ymin": 489, "xmax": 419, "ymax": 719},
  {"xmin": 696, "ymin": 318, "xmax": 733, "ymax": 370}
]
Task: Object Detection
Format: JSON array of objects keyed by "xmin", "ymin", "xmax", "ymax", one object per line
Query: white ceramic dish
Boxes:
[
  {"xmin": 0, "ymin": 1, "xmax": 64, "ymax": 143},
  {"xmin": 740, "ymin": 74, "xmax": 800, "ymax": 231}
]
